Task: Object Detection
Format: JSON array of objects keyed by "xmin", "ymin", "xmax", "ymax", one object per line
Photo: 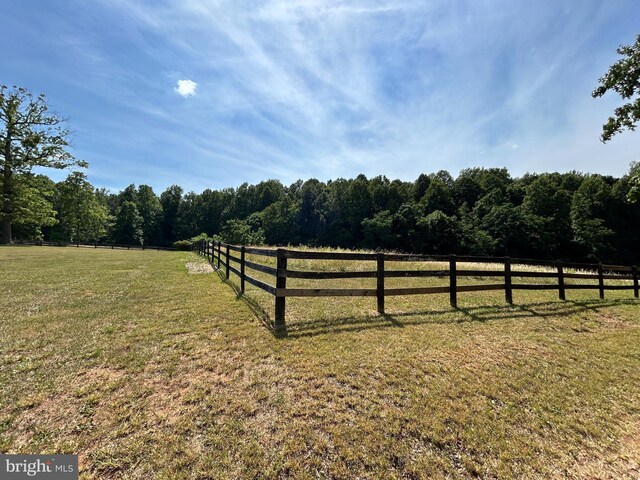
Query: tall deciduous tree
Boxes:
[
  {"xmin": 136, "ymin": 185, "xmax": 162, "ymax": 245},
  {"xmin": 57, "ymin": 172, "xmax": 109, "ymax": 243},
  {"xmin": 570, "ymin": 176, "xmax": 614, "ymax": 259},
  {"xmin": 113, "ymin": 201, "xmax": 143, "ymax": 245},
  {"xmin": 0, "ymin": 85, "xmax": 86, "ymax": 243},
  {"xmin": 160, "ymin": 185, "xmax": 183, "ymax": 244}
]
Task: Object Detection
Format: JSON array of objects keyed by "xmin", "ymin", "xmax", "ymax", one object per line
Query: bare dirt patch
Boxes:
[{"xmin": 185, "ymin": 261, "xmax": 214, "ymax": 274}]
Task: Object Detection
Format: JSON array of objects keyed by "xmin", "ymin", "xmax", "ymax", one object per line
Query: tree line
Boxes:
[{"xmin": 8, "ymin": 166, "xmax": 640, "ymax": 264}]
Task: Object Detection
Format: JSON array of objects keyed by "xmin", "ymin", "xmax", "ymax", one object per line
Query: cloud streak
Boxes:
[{"xmin": 5, "ymin": 0, "xmax": 640, "ymax": 192}]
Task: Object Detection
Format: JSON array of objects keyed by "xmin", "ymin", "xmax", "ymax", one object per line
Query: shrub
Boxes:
[{"xmin": 173, "ymin": 239, "xmax": 193, "ymax": 251}]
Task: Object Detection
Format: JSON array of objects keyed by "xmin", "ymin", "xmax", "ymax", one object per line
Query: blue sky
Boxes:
[{"xmin": 3, "ymin": 0, "xmax": 640, "ymax": 193}]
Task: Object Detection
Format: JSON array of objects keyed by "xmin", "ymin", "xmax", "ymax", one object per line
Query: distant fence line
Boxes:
[
  {"xmin": 11, "ymin": 240, "xmax": 175, "ymax": 251},
  {"xmin": 195, "ymin": 240, "xmax": 640, "ymax": 333}
]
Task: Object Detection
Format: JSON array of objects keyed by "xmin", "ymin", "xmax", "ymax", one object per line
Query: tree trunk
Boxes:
[
  {"xmin": 1, "ymin": 145, "xmax": 13, "ymax": 244},
  {"xmin": 0, "ymin": 124, "xmax": 13, "ymax": 243},
  {"xmin": 1, "ymin": 219, "xmax": 11, "ymax": 244}
]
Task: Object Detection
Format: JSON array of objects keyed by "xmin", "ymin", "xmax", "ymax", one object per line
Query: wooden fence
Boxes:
[
  {"xmin": 195, "ymin": 240, "xmax": 639, "ymax": 332},
  {"xmin": 14, "ymin": 240, "xmax": 175, "ymax": 251}
]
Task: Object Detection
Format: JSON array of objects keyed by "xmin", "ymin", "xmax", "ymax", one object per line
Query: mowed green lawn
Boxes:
[{"xmin": 1, "ymin": 247, "xmax": 640, "ymax": 479}]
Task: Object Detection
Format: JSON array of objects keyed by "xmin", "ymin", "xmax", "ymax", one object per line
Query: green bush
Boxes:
[
  {"xmin": 173, "ymin": 239, "xmax": 193, "ymax": 251},
  {"xmin": 220, "ymin": 220, "xmax": 265, "ymax": 245}
]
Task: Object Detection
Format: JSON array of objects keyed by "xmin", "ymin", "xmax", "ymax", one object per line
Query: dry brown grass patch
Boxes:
[
  {"xmin": 185, "ymin": 261, "xmax": 214, "ymax": 274},
  {"xmin": 568, "ymin": 419, "xmax": 640, "ymax": 479}
]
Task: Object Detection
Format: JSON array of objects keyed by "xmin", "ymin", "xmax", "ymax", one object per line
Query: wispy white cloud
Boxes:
[
  {"xmin": 14, "ymin": 0, "xmax": 640, "ymax": 191},
  {"xmin": 175, "ymin": 79, "xmax": 197, "ymax": 97}
]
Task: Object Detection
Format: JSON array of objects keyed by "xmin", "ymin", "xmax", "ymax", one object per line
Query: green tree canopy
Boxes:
[
  {"xmin": 220, "ymin": 219, "xmax": 265, "ymax": 245},
  {"xmin": 56, "ymin": 172, "xmax": 109, "ymax": 243},
  {"xmin": 570, "ymin": 177, "xmax": 614, "ymax": 259},
  {"xmin": 1, "ymin": 85, "xmax": 86, "ymax": 243},
  {"xmin": 113, "ymin": 201, "xmax": 143, "ymax": 245},
  {"xmin": 421, "ymin": 178, "xmax": 455, "ymax": 215},
  {"xmin": 136, "ymin": 185, "xmax": 163, "ymax": 245},
  {"xmin": 628, "ymin": 162, "xmax": 640, "ymax": 202},
  {"xmin": 10, "ymin": 174, "xmax": 57, "ymax": 240},
  {"xmin": 593, "ymin": 34, "xmax": 640, "ymax": 142},
  {"xmin": 362, "ymin": 210, "xmax": 396, "ymax": 249},
  {"xmin": 160, "ymin": 185, "xmax": 183, "ymax": 243}
]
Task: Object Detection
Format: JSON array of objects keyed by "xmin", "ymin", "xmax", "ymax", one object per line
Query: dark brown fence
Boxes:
[
  {"xmin": 14, "ymin": 240, "xmax": 175, "ymax": 251},
  {"xmin": 195, "ymin": 240, "xmax": 639, "ymax": 333}
]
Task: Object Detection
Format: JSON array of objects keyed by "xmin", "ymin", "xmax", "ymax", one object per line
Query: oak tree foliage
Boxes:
[
  {"xmin": 0, "ymin": 85, "xmax": 86, "ymax": 243},
  {"xmin": 593, "ymin": 34, "xmax": 640, "ymax": 142}
]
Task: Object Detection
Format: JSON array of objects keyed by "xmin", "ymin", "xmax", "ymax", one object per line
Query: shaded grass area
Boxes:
[{"xmin": 1, "ymin": 246, "xmax": 640, "ymax": 479}]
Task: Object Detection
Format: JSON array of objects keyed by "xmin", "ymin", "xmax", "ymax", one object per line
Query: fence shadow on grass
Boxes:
[
  {"xmin": 215, "ymin": 269, "xmax": 284, "ymax": 335},
  {"xmin": 274, "ymin": 298, "xmax": 638, "ymax": 339},
  {"xmin": 209, "ymin": 265, "xmax": 638, "ymax": 339},
  {"xmin": 197, "ymin": 241, "xmax": 639, "ymax": 339}
]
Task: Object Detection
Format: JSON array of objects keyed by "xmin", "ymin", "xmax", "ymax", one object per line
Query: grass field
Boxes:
[{"xmin": 1, "ymin": 246, "xmax": 640, "ymax": 479}]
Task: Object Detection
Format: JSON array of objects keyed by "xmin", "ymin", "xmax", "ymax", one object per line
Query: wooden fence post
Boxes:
[
  {"xmin": 557, "ymin": 260, "xmax": 566, "ymax": 301},
  {"xmin": 217, "ymin": 241, "xmax": 221, "ymax": 269},
  {"xmin": 633, "ymin": 265, "xmax": 638, "ymax": 299},
  {"xmin": 504, "ymin": 256, "xmax": 513, "ymax": 305},
  {"xmin": 449, "ymin": 254, "xmax": 457, "ymax": 308},
  {"xmin": 275, "ymin": 248, "xmax": 287, "ymax": 333},
  {"xmin": 377, "ymin": 252, "xmax": 385, "ymax": 314},
  {"xmin": 225, "ymin": 244, "xmax": 230, "ymax": 279},
  {"xmin": 212, "ymin": 242, "xmax": 216, "ymax": 268},
  {"xmin": 240, "ymin": 246, "xmax": 246, "ymax": 293},
  {"xmin": 598, "ymin": 263, "xmax": 605, "ymax": 300}
]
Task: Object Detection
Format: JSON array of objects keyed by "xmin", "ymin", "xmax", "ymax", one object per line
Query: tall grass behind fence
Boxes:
[{"xmin": 195, "ymin": 240, "xmax": 639, "ymax": 333}]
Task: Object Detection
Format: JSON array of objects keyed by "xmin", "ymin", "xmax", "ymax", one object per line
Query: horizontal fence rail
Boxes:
[
  {"xmin": 194, "ymin": 240, "xmax": 639, "ymax": 333},
  {"xmin": 13, "ymin": 240, "xmax": 176, "ymax": 251}
]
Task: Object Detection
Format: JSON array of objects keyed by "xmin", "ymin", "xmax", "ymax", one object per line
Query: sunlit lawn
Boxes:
[{"xmin": 1, "ymin": 246, "xmax": 640, "ymax": 479}]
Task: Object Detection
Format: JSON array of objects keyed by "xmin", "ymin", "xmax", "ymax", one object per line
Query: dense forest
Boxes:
[{"xmin": 9, "ymin": 165, "xmax": 640, "ymax": 264}]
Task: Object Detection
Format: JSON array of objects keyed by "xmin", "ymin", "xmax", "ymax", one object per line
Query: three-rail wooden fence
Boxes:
[{"xmin": 195, "ymin": 240, "xmax": 639, "ymax": 332}]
